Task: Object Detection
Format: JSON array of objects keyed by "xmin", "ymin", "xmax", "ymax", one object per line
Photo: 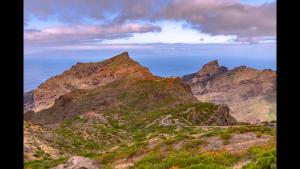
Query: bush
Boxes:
[
  {"xmin": 134, "ymin": 151, "xmax": 239, "ymax": 169},
  {"xmin": 24, "ymin": 157, "xmax": 67, "ymax": 169},
  {"xmin": 220, "ymin": 132, "xmax": 232, "ymax": 140},
  {"xmin": 243, "ymin": 147, "xmax": 276, "ymax": 169}
]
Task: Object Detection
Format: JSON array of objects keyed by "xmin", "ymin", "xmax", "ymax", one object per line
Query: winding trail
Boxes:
[{"xmin": 160, "ymin": 115, "xmax": 172, "ymax": 126}]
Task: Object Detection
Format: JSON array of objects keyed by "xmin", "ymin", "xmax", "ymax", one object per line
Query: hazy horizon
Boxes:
[
  {"xmin": 24, "ymin": 43, "xmax": 276, "ymax": 92},
  {"xmin": 24, "ymin": 0, "xmax": 276, "ymax": 92}
]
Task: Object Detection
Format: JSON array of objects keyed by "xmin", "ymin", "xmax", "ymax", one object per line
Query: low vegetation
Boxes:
[
  {"xmin": 24, "ymin": 157, "xmax": 67, "ymax": 169},
  {"xmin": 134, "ymin": 151, "xmax": 240, "ymax": 169},
  {"xmin": 242, "ymin": 147, "xmax": 276, "ymax": 169}
]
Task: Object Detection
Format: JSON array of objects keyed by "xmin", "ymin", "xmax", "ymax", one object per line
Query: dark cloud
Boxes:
[
  {"xmin": 24, "ymin": 0, "xmax": 166, "ymax": 24},
  {"xmin": 159, "ymin": 0, "xmax": 276, "ymax": 41}
]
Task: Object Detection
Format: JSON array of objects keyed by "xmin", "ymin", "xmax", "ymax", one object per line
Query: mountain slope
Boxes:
[
  {"xmin": 182, "ymin": 60, "xmax": 276, "ymax": 123},
  {"xmin": 25, "ymin": 76, "xmax": 201, "ymax": 125}
]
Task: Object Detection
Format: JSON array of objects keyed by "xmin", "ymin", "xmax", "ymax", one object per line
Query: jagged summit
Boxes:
[
  {"xmin": 197, "ymin": 60, "xmax": 228, "ymax": 75},
  {"xmin": 105, "ymin": 51, "xmax": 132, "ymax": 62},
  {"xmin": 200, "ymin": 60, "xmax": 219, "ymax": 70},
  {"xmin": 113, "ymin": 51, "xmax": 129, "ymax": 58}
]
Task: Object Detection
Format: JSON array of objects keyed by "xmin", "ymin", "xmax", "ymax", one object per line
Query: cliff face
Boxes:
[
  {"xmin": 31, "ymin": 52, "xmax": 153, "ymax": 112},
  {"xmin": 182, "ymin": 60, "xmax": 276, "ymax": 123}
]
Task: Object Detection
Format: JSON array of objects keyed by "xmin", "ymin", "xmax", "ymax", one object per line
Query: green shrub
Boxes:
[
  {"xmin": 220, "ymin": 132, "xmax": 232, "ymax": 140},
  {"xmin": 134, "ymin": 151, "xmax": 239, "ymax": 169},
  {"xmin": 24, "ymin": 157, "xmax": 67, "ymax": 169},
  {"xmin": 243, "ymin": 147, "xmax": 276, "ymax": 169}
]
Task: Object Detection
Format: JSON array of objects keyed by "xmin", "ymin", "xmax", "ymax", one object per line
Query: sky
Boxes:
[{"xmin": 24, "ymin": 0, "xmax": 276, "ymax": 91}]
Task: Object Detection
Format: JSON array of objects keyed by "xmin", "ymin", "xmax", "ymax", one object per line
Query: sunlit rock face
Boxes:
[{"xmin": 182, "ymin": 60, "xmax": 276, "ymax": 123}]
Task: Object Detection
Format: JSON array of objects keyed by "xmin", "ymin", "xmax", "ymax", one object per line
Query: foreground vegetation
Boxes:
[{"xmin": 25, "ymin": 119, "xmax": 276, "ymax": 169}]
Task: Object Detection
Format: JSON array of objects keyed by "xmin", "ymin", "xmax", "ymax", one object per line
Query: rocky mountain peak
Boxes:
[
  {"xmin": 31, "ymin": 52, "xmax": 154, "ymax": 112},
  {"xmin": 183, "ymin": 60, "xmax": 227, "ymax": 84},
  {"xmin": 197, "ymin": 60, "xmax": 228, "ymax": 77},
  {"xmin": 113, "ymin": 51, "xmax": 129, "ymax": 58},
  {"xmin": 200, "ymin": 60, "xmax": 219, "ymax": 71}
]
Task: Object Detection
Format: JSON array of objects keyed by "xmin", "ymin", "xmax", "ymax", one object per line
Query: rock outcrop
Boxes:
[
  {"xmin": 182, "ymin": 60, "xmax": 276, "ymax": 123},
  {"xmin": 209, "ymin": 104, "xmax": 238, "ymax": 126}
]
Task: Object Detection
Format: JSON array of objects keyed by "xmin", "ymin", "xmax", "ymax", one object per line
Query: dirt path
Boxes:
[
  {"xmin": 233, "ymin": 157, "xmax": 251, "ymax": 169},
  {"xmin": 201, "ymin": 132, "xmax": 271, "ymax": 153},
  {"xmin": 160, "ymin": 115, "xmax": 172, "ymax": 126}
]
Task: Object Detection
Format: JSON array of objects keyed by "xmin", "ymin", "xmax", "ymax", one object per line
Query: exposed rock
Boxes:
[
  {"xmin": 208, "ymin": 104, "xmax": 238, "ymax": 125},
  {"xmin": 24, "ymin": 121, "xmax": 62, "ymax": 161},
  {"xmin": 201, "ymin": 132, "xmax": 272, "ymax": 154},
  {"xmin": 80, "ymin": 111, "xmax": 108, "ymax": 124},
  {"xmin": 196, "ymin": 60, "xmax": 228, "ymax": 82},
  {"xmin": 51, "ymin": 156, "xmax": 102, "ymax": 169},
  {"xmin": 182, "ymin": 60, "xmax": 276, "ymax": 123},
  {"xmin": 183, "ymin": 60, "xmax": 228, "ymax": 85}
]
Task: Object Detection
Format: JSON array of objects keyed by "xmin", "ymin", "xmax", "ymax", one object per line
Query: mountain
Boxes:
[
  {"xmin": 182, "ymin": 60, "xmax": 276, "ymax": 123},
  {"xmin": 30, "ymin": 52, "xmax": 153, "ymax": 112},
  {"xmin": 25, "ymin": 53, "xmax": 236, "ymax": 126},
  {"xmin": 23, "ymin": 53, "xmax": 275, "ymax": 169}
]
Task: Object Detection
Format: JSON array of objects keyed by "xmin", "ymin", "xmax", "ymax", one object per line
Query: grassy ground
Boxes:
[
  {"xmin": 24, "ymin": 123, "xmax": 276, "ymax": 169},
  {"xmin": 25, "ymin": 101, "xmax": 276, "ymax": 169}
]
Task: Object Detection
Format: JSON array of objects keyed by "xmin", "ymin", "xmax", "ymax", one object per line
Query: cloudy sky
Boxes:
[
  {"xmin": 24, "ymin": 0, "xmax": 276, "ymax": 46},
  {"xmin": 24, "ymin": 0, "xmax": 276, "ymax": 91}
]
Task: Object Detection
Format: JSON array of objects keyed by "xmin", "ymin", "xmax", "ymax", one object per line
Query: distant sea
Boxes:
[{"xmin": 24, "ymin": 43, "xmax": 276, "ymax": 92}]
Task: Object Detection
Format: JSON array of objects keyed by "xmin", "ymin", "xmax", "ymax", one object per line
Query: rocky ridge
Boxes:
[{"xmin": 182, "ymin": 60, "xmax": 276, "ymax": 123}]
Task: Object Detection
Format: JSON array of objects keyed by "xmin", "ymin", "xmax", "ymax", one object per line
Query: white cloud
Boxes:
[
  {"xmin": 24, "ymin": 0, "xmax": 276, "ymax": 44},
  {"xmin": 24, "ymin": 23, "xmax": 161, "ymax": 45},
  {"xmin": 101, "ymin": 21, "xmax": 237, "ymax": 44}
]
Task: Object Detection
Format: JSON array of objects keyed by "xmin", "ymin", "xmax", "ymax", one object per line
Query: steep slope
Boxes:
[
  {"xmin": 182, "ymin": 60, "xmax": 276, "ymax": 123},
  {"xmin": 26, "ymin": 76, "xmax": 201, "ymax": 125},
  {"xmin": 31, "ymin": 52, "xmax": 152, "ymax": 112}
]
